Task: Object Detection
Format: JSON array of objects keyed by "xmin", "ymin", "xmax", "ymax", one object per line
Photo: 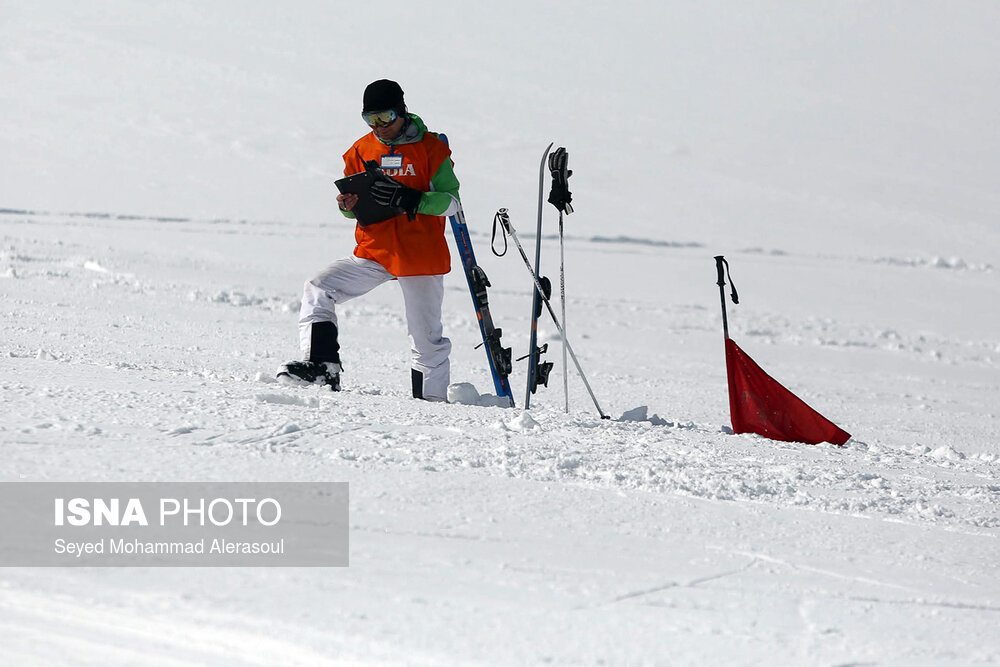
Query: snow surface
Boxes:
[{"xmin": 2, "ymin": 1, "xmax": 1000, "ymax": 664}]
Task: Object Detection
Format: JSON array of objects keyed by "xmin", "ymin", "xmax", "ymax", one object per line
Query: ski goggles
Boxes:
[{"xmin": 362, "ymin": 109, "xmax": 399, "ymax": 128}]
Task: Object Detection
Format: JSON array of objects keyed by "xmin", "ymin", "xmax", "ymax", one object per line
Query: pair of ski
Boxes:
[{"xmin": 446, "ymin": 136, "xmax": 606, "ymax": 418}]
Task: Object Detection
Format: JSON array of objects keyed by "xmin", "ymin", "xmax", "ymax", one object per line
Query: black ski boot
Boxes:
[
  {"xmin": 277, "ymin": 321, "xmax": 342, "ymax": 389},
  {"xmin": 276, "ymin": 361, "xmax": 341, "ymax": 390}
]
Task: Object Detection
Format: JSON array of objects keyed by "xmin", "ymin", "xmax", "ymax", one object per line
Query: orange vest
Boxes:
[{"xmin": 343, "ymin": 132, "xmax": 452, "ymax": 277}]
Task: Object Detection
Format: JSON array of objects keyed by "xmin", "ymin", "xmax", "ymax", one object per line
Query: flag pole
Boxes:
[{"xmin": 714, "ymin": 255, "xmax": 737, "ymax": 340}]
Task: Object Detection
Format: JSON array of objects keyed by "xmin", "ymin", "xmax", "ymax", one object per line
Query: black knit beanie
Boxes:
[{"xmin": 362, "ymin": 79, "xmax": 406, "ymax": 114}]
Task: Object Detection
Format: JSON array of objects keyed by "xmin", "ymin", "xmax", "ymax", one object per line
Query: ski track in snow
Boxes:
[{"xmin": 0, "ymin": 581, "xmax": 367, "ymax": 666}]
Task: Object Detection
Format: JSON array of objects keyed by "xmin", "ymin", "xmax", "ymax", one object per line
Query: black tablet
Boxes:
[{"xmin": 334, "ymin": 171, "xmax": 402, "ymax": 227}]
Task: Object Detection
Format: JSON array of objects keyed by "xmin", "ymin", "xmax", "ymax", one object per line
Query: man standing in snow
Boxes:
[{"xmin": 277, "ymin": 79, "xmax": 459, "ymax": 401}]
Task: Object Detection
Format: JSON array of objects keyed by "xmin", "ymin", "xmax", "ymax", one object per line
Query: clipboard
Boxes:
[{"xmin": 334, "ymin": 171, "xmax": 403, "ymax": 227}]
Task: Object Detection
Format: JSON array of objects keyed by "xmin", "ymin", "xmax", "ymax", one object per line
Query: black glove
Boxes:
[
  {"xmin": 369, "ymin": 175, "xmax": 422, "ymax": 220},
  {"xmin": 548, "ymin": 177, "xmax": 573, "ymax": 214},
  {"xmin": 547, "ymin": 148, "xmax": 574, "ymax": 215}
]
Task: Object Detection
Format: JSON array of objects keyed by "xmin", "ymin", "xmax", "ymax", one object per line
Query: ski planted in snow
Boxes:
[
  {"xmin": 437, "ymin": 133, "xmax": 515, "ymax": 408},
  {"xmin": 523, "ymin": 143, "xmax": 555, "ymax": 409}
]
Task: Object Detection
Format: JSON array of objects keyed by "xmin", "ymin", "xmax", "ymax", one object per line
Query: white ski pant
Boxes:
[{"xmin": 299, "ymin": 256, "xmax": 451, "ymax": 400}]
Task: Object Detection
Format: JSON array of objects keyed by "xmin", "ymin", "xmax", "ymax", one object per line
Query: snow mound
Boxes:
[
  {"xmin": 447, "ymin": 382, "xmax": 514, "ymax": 408},
  {"xmin": 447, "ymin": 382, "xmax": 482, "ymax": 405},
  {"xmin": 507, "ymin": 411, "xmax": 541, "ymax": 432},
  {"xmin": 619, "ymin": 405, "xmax": 670, "ymax": 426}
]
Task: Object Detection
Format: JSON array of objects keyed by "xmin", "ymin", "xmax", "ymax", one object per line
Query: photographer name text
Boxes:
[{"xmin": 54, "ymin": 537, "xmax": 285, "ymax": 557}]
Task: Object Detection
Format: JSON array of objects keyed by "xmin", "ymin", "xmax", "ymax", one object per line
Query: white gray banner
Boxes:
[{"xmin": 0, "ymin": 482, "xmax": 349, "ymax": 566}]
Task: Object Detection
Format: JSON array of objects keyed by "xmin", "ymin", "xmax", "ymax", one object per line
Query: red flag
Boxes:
[{"xmin": 725, "ymin": 338, "xmax": 850, "ymax": 446}]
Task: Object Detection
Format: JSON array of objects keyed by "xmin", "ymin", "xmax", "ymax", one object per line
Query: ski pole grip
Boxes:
[
  {"xmin": 714, "ymin": 255, "xmax": 726, "ymax": 288},
  {"xmin": 491, "ymin": 209, "xmax": 510, "ymax": 257},
  {"xmin": 714, "ymin": 255, "xmax": 739, "ymax": 304},
  {"xmin": 496, "ymin": 208, "xmax": 512, "ymax": 233}
]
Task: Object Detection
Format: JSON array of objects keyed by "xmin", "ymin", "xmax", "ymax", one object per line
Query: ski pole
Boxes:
[
  {"xmin": 547, "ymin": 147, "xmax": 574, "ymax": 414},
  {"xmin": 559, "ymin": 212, "xmax": 568, "ymax": 413},
  {"xmin": 496, "ymin": 208, "xmax": 609, "ymax": 419}
]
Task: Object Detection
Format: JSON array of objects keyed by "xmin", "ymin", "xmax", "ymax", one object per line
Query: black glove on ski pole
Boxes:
[{"xmin": 547, "ymin": 147, "xmax": 574, "ymax": 215}]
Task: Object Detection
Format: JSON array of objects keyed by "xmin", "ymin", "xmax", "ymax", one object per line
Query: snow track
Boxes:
[{"xmin": 1, "ymin": 583, "xmax": 362, "ymax": 666}]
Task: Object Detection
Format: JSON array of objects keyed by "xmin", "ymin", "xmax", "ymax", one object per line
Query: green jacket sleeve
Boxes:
[{"xmin": 417, "ymin": 157, "xmax": 460, "ymax": 216}]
